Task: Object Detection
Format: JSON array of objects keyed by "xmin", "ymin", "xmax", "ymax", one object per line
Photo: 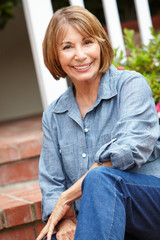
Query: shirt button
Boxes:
[
  {"xmin": 84, "ymin": 128, "xmax": 89, "ymax": 133},
  {"xmin": 82, "ymin": 153, "xmax": 87, "ymax": 158}
]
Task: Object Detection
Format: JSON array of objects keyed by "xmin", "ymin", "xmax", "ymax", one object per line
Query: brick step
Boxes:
[
  {"xmin": 0, "ymin": 156, "xmax": 40, "ymax": 186},
  {"xmin": 0, "ymin": 181, "xmax": 45, "ymax": 240},
  {"xmin": 0, "ymin": 115, "xmax": 43, "ymax": 186}
]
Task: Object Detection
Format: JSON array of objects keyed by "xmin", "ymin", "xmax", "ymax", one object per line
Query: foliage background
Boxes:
[
  {"xmin": 0, "ymin": 0, "xmax": 21, "ymax": 29},
  {"xmin": 113, "ymin": 28, "xmax": 160, "ymax": 104},
  {"xmin": 0, "ymin": 0, "xmax": 160, "ymax": 30}
]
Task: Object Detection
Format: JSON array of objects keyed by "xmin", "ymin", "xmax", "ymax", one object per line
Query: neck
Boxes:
[
  {"xmin": 72, "ymin": 74, "xmax": 102, "ymax": 118},
  {"xmin": 75, "ymin": 72, "xmax": 101, "ymax": 96}
]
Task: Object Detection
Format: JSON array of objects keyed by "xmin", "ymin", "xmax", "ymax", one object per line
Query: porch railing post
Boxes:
[
  {"xmin": 68, "ymin": 0, "xmax": 85, "ymax": 7},
  {"xmin": 102, "ymin": 0, "xmax": 126, "ymax": 55},
  {"xmin": 22, "ymin": 0, "xmax": 68, "ymax": 109},
  {"xmin": 134, "ymin": 0, "xmax": 153, "ymax": 45}
]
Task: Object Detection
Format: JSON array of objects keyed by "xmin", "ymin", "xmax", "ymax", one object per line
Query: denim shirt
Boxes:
[{"xmin": 39, "ymin": 64, "xmax": 160, "ymax": 222}]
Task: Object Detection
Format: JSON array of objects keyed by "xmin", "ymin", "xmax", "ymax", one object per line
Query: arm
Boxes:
[
  {"xmin": 95, "ymin": 73, "xmax": 159, "ymax": 170},
  {"xmin": 39, "ymin": 109, "xmax": 66, "ymax": 222},
  {"xmin": 54, "ymin": 204, "xmax": 77, "ymax": 240},
  {"xmin": 36, "ymin": 161, "xmax": 112, "ymax": 240}
]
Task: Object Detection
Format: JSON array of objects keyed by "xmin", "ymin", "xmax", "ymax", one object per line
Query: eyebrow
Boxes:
[
  {"xmin": 60, "ymin": 41, "xmax": 72, "ymax": 46},
  {"xmin": 60, "ymin": 36, "xmax": 92, "ymax": 46}
]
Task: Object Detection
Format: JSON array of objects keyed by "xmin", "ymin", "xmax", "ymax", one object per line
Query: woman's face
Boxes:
[{"xmin": 57, "ymin": 25, "xmax": 101, "ymax": 84}]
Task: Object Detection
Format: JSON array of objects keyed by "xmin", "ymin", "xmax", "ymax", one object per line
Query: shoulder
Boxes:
[
  {"xmin": 115, "ymin": 68, "xmax": 152, "ymax": 96},
  {"xmin": 105, "ymin": 65, "xmax": 151, "ymax": 97},
  {"xmin": 107, "ymin": 64, "xmax": 148, "ymax": 86},
  {"xmin": 117, "ymin": 68, "xmax": 149, "ymax": 87}
]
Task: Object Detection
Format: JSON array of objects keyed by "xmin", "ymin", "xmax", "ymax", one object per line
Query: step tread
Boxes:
[
  {"xmin": 0, "ymin": 181, "xmax": 42, "ymax": 230},
  {"xmin": 0, "ymin": 115, "xmax": 43, "ymax": 163}
]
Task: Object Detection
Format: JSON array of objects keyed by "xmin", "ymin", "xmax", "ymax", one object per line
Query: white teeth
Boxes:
[{"xmin": 74, "ymin": 64, "xmax": 90, "ymax": 70}]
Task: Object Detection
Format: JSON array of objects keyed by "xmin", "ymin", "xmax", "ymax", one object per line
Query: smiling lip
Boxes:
[{"xmin": 72, "ymin": 62, "xmax": 92, "ymax": 72}]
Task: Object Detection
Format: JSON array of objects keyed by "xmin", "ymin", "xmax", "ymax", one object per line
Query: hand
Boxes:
[
  {"xmin": 36, "ymin": 195, "xmax": 76, "ymax": 240},
  {"xmin": 36, "ymin": 160, "xmax": 111, "ymax": 240},
  {"xmin": 56, "ymin": 218, "xmax": 76, "ymax": 240}
]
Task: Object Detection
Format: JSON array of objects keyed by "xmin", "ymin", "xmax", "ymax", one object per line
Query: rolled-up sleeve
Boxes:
[
  {"xmin": 95, "ymin": 72, "xmax": 159, "ymax": 170},
  {"xmin": 39, "ymin": 109, "xmax": 66, "ymax": 222}
]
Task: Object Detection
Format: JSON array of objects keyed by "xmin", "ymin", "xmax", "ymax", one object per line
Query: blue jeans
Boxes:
[
  {"xmin": 46, "ymin": 167, "xmax": 160, "ymax": 240},
  {"xmin": 74, "ymin": 167, "xmax": 160, "ymax": 240}
]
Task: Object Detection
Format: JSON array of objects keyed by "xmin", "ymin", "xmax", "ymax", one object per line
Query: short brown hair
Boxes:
[{"xmin": 43, "ymin": 6, "xmax": 113, "ymax": 80}]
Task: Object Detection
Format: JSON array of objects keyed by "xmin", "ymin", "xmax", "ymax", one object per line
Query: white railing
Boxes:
[
  {"xmin": 134, "ymin": 0, "xmax": 153, "ymax": 45},
  {"xmin": 22, "ymin": 0, "xmax": 68, "ymax": 109},
  {"xmin": 69, "ymin": 0, "xmax": 84, "ymax": 7},
  {"xmin": 22, "ymin": 0, "xmax": 152, "ymax": 109}
]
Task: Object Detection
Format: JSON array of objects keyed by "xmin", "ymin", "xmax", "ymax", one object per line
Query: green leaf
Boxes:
[{"xmin": 114, "ymin": 27, "xmax": 160, "ymax": 104}]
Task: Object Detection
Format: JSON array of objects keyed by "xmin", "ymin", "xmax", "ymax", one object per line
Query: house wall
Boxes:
[{"xmin": 0, "ymin": 7, "xmax": 43, "ymax": 123}]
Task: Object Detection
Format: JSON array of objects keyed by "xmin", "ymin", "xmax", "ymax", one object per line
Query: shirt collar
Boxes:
[
  {"xmin": 53, "ymin": 64, "xmax": 118, "ymax": 114},
  {"xmin": 97, "ymin": 64, "xmax": 118, "ymax": 101}
]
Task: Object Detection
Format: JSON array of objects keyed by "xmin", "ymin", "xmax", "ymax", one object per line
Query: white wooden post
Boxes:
[
  {"xmin": 69, "ymin": 0, "xmax": 85, "ymax": 7},
  {"xmin": 101, "ymin": 0, "xmax": 126, "ymax": 55},
  {"xmin": 134, "ymin": 0, "xmax": 153, "ymax": 45},
  {"xmin": 22, "ymin": 0, "xmax": 68, "ymax": 109}
]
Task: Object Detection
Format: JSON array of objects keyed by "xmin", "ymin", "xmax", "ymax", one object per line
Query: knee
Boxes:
[
  {"xmin": 82, "ymin": 166, "xmax": 121, "ymax": 190},
  {"xmin": 82, "ymin": 167, "xmax": 129, "ymax": 206},
  {"xmin": 83, "ymin": 166, "xmax": 105, "ymax": 183}
]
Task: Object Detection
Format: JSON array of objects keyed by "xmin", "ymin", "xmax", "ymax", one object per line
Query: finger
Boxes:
[
  {"xmin": 47, "ymin": 225, "xmax": 56, "ymax": 240},
  {"xmin": 36, "ymin": 224, "xmax": 49, "ymax": 240}
]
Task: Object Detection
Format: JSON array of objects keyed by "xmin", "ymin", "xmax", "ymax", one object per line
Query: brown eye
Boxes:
[
  {"xmin": 84, "ymin": 40, "xmax": 92, "ymax": 45},
  {"xmin": 63, "ymin": 45, "xmax": 71, "ymax": 50}
]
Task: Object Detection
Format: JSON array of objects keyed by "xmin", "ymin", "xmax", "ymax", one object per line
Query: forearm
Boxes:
[
  {"xmin": 61, "ymin": 161, "xmax": 112, "ymax": 205},
  {"xmin": 36, "ymin": 161, "xmax": 112, "ymax": 240}
]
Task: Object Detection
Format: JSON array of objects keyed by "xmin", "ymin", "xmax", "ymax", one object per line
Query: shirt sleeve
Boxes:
[
  {"xmin": 39, "ymin": 108, "xmax": 66, "ymax": 222},
  {"xmin": 95, "ymin": 72, "xmax": 159, "ymax": 170}
]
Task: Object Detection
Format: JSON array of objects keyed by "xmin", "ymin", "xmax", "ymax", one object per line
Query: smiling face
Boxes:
[{"xmin": 57, "ymin": 25, "xmax": 101, "ymax": 84}]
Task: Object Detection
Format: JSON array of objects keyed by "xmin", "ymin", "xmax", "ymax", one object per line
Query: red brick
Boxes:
[
  {"xmin": 0, "ymin": 198, "xmax": 27, "ymax": 211},
  {"xmin": 1, "ymin": 184, "xmax": 42, "ymax": 222},
  {"xmin": 20, "ymin": 135, "xmax": 42, "ymax": 159},
  {"xmin": 20, "ymin": 190, "xmax": 42, "ymax": 221},
  {"xmin": 23, "ymin": 190, "xmax": 42, "ymax": 202},
  {"xmin": 3, "ymin": 201, "xmax": 34, "ymax": 228},
  {"xmin": 35, "ymin": 222, "xmax": 46, "ymax": 236},
  {"xmin": 13, "ymin": 186, "xmax": 41, "ymax": 200},
  {"xmin": 0, "ymin": 195, "xmax": 13, "ymax": 207},
  {"xmin": 2, "ymin": 181, "xmax": 39, "ymax": 194},
  {"xmin": 0, "ymin": 144, "xmax": 21, "ymax": 163},
  {"xmin": 0, "ymin": 157, "xmax": 39, "ymax": 186},
  {"xmin": 8, "ymin": 185, "xmax": 41, "ymax": 200},
  {"xmin": 2, "ymin": 185, "xmax": 33, "ymax": 196},
  {"xmin": 31, "ymin": 182, "xmax": 40, "ymax": 189},
  {"xmin": 34, "ymin": 200, "xmax": 42, "ymax": 220},
  {"xmin": 0, "ymin": 115, "xmax": 42, "ymax": 165},
  {"xmin": 0, "ymin": 225, "xmax": 35, "ymax": 240},
  {"xmin": 13, "ymin": 188, "xmax": 42, "ymax": 221}
]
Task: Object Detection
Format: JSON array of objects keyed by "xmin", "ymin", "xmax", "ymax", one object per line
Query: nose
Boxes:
[{"xmin": 74, "ymin": 46, "xmax": 87, "ymax": 62}]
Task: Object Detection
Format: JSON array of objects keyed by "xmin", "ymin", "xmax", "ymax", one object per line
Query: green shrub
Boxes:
[
  {"xmin": 0, "ymin": 0, "xmax": 21, "ymax": 29},
  {"xmin": 113, "ymin": 28, "xmax": 160, "ymax": 104}
]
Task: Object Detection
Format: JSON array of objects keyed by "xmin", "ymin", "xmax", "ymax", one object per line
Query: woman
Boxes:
[{"xmin": 37, "ymin": 6, "xmax": 160, "ymax": 240}]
